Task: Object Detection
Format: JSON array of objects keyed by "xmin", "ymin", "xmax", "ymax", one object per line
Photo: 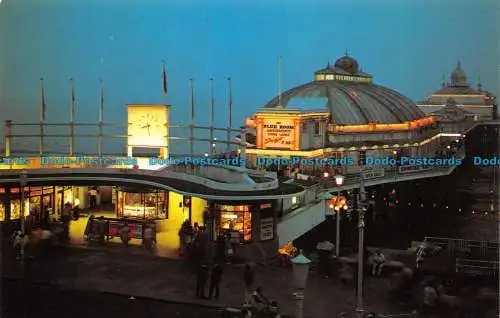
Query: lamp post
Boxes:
[
  {"xmin": 355, "ymin": 173, "xmax": 367, "ymax": 317},
  {"xmin": 19, "ymin": 170, "xmax": 28, "ymax": 263},
  {"xmin": 322, "ymin": 171, "xmax": 329, "ymax": 189},
  {"xmin": 291, "ymin": 251, "xmax": 311, "ymax": 318},
  {"xmin": 334, "ymin": 174, "xmax": 344, "ymax": 257}
]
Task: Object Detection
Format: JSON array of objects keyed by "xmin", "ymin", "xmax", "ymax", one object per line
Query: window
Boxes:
[
  {"xmin": 216, "ymin": 204, "xmax": 252, "ymax": 242},
  {"xmin": 301, "ymin": 122, "xmax": 307, "ymax": 133},
  {"xmin": 314, "ymin": 122, "xmax": 321, "ymax": 135},
  {"xmin": 117, "ymin": 190, "xmax": 168, "ymax": 220}
]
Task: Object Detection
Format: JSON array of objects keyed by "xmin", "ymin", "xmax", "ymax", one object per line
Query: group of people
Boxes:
[
  {"xmin": 196, "ymin": 262, "xmax": 223, "ymax": 300},
  {"xmin": 11, "ymin": 226, "xmax": 54, "ymax": 261},
  {"xmin": 179, "ymin": 221, "xmax": 209, "ymax": 262},
  {"xmin": 196, "ymin": 262, "xmax": 281, "ymax": 317}
]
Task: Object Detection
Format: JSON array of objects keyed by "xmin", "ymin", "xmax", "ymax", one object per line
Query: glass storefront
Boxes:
[
  {"xmin": 116, "ymin": 188, "xmax": 168, "ymax": 220},
  {"xmin": 215, "ymin": 204, "xmax": 252, "ymax": 242},
  {"xmin": 0, "ymin": 186, "xmax": 77, "ymax": 221}
]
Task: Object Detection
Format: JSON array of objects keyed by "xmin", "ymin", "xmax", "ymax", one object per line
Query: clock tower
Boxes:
[{"xmin": 127, "ymin": 104, "xmax": 170, "ymax": 159}]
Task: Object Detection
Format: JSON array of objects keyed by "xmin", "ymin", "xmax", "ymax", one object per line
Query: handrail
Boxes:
[
  {"xmin": 425, "ymin": 236, "xmax": 499, "ymax": 248},
  {"xmin": 0, "ymin": 168, "xmax": 280, "ymax": 192},
  {"xmin": 456, "ymin": 258, "xmax": 499, "ymax": 273}
]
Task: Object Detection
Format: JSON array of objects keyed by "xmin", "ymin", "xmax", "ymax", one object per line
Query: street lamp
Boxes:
[
  {"xmin": 355, "ymin": 173, "xmax": 367, "ymax": 317},
  {"xmin": 321, "ymin": 172, "xmax": 329, "ymax": 189},
  {"xmin": 19, "ymin": 170, "xmax": 28, "ymax": 263},
  {"xmin": 334, "ymin": 174, "xmax": 344, "ymax": 257},
  {"xmin": 291, "ymin": 251, "xmax": 311, "ymax": 318}
]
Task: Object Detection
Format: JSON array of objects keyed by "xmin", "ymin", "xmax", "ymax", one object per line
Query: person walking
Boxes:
[
  {"xmin": 196, "ymin": 263, "xmax": 208, "ymax": 298},
  {"xmin": 243, "ymin": 264, "xmax": 254, "ymax": 303},
  {"xmin": 208, "ymin": 263, "xmax": 222, "ymax": 300}
]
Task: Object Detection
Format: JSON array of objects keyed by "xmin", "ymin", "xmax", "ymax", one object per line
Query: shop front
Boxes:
[
  {"xmin": 0, "ymin": 185, "xmax": 83, "ymax": 222},
  {"xmin": 114, "ymin": 187, "xmax": 169, "ymax": 220},
  {"xmin": 210, "ymin": 200, "xmax": 279, "ymax": 262}
]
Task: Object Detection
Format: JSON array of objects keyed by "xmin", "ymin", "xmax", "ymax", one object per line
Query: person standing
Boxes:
[
  {"xmin": 208, "ymin": 263, "xmax": 222, "ymax": 300},
  {"xmin": 196, "ymin": 263, "xmax": 208, "ymax": 298},
  {"xmin": 88, "ymin": 188, "xmax": 98, "ymax": 209},
  {"xmin": 243, "ymin": 264, "xmax": 254, "ymax": 303},
  {"xmin": 120, "ymin": 223, "xmax": 130, "ymax": 248}
]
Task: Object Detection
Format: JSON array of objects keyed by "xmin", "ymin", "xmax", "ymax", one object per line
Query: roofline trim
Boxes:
[{"xmin": 0, "ymin": 176, "xmax": 305, "ymax": 201}]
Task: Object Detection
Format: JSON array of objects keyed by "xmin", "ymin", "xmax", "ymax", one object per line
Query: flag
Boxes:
[
  {"xmin": 40, "ymin": 78, "xmax": 46, "ymax": 121},
  {"xmin": 70, "ymin": 78, "xmax": 76, "ymax": 121},
  {"xmin": 162, "ymin": 61, "xmax": 168, "ymax": 95}
]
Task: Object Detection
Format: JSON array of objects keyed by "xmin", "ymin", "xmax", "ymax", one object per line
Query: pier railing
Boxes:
[
  {"xmin": 455, "ymin": 258, "xmax": 499, "ymax": 276},
  {"xmin": 424, "ymin": 236, "xmax": 499, "ymax": 258}
]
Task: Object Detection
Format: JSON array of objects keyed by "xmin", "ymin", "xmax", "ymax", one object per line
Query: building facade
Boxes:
[
  {"xmin": 243, "ymin": 55, "xmax": 463, "ymax": 177},
  {"xmin": 417, "ymin": 61, "xmax": 497, "ymax": 120}
]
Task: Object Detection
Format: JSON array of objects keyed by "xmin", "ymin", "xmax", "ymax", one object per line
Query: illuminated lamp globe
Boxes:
[
  {"xmin": 323, "ymin": 172, "xmax": 330, "ymax": 178},
  {"xmin": 335, "ymin": 175, "xmax": 344, "ymax": 186},
  {"xmin": 291, "ymin": 251, "xmax": 311, "ymax": 289}
]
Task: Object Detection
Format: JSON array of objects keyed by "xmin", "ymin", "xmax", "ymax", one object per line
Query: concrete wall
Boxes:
[{"xmin": 277, "ymin": 200, "xmax": 325, "ymax": 247}]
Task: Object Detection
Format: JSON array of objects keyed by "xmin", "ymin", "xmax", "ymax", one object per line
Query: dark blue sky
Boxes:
[{"xmin": 0, "ymin": 0, "xmax": 498, "ymax": 154}]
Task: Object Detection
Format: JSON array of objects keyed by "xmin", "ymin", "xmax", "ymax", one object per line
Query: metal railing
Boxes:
[
  {"xmin": 456, "ymin": 258, "xmax": 499, "ymax": 275},
  {"xmin": 424, "ymin": 236, "xmax": 499, "ymax": 258},
  {"xmin": 318, "ymin": 164, "xmax": 458, "ymax": 191}
]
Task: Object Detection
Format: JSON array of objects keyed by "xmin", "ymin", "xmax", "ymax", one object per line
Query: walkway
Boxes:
[{"xmin": 2, "ymin": 248, "xmax": 411, "ymax": 318}]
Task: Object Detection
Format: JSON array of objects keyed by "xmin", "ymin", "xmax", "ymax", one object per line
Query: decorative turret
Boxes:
[{"xmin": 450, "ymin": 61, "xmax": 469, "ymax": 87}]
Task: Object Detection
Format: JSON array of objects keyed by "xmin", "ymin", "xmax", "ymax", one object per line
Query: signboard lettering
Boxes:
[
  {"xmin": 260, "ymin": 217, "xmax": 274, "ymax": 241},
  {"xmin": 262, "ymin": 119, "xmax": 296, "ymax": 149}
]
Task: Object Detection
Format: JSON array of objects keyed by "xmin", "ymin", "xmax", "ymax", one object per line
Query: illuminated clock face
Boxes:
[{"xmin": 136, "ymin": 114, "xmax": 160, "ymax": 136}]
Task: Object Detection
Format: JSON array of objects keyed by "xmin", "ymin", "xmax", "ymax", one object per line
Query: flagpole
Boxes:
[
  {"xmin": 209, "ymin": 78, "xmax": 215, "ymax": 156},
  {"xmin": 189, "ymin": 78, "xmax": 195, "ymax": 157},
  {"xmin": 69, "ymin": 78, "xmax": 76, "ymax": 156},
  {"xmin": 162, "ymin": 60, "xmax": 169, "ymax": 159},
  {"xmin": 98, "ymin": 77, "xmax": 104, "ymax": 157},
  {"xmin": 39, "ymin": 78, "xmax": 46, "ymax": 155},
  {"xmin": 278, "ymin": 55, "xmax": 282, "ymax": 107},
  {"xmin": 226, "ymin": 77, "xmax": 232, "ymax": 153}
]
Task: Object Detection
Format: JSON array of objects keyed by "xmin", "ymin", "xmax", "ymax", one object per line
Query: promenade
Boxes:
[{"xmin": 2, "ymin": 246, "xmax": 409, "ymax": 318}]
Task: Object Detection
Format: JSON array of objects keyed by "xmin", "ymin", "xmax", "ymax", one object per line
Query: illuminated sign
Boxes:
[
  {"xmin": 127, "ymin": 104, "xmax": 170, "ymax": 158},
  {"xmin": 315, "ymin": 74, "xmax": 372, "ymax": 83},
  {"xmin": 262, "ymin": 119, "xmax": 296, "ymax": 149}
]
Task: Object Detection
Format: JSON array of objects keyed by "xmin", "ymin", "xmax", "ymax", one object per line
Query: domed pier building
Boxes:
[
  {"xmin": 244, "ymin": 55, "xmax": 463, "ymax": 175},
  {"xmin": 417, "ymin": 61, "xmax": 497, "ymax": 121}
]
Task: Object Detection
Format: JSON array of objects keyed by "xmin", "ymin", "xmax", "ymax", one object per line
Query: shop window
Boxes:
[
  {"xmin": 0, "ymin": 202, "xmax": 5, "ymax": 221},
  {"xmin": 301, "ymin": 122, "xmax": 307, "ymax": 133},
  {"xmin": 116, "ymin": 189, "xmax": 168, "ymax": 220},
  {"xmin": 314, "ymin": 122, "xmax": 320, "ymax": 135},
  {"xmin": 216, "ymin": 205, "xmax": 251, "ymax": 242}
]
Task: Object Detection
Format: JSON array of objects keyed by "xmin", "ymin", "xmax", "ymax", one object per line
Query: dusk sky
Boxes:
[{"xmin": 0, "ymin": 0, "xmax": 498, "ymax": 154}]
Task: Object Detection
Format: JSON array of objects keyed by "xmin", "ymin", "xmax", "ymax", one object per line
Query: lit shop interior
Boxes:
[
  {"xmin": 0, "ymin": 186, "xmax": 83, "ymax": 222},
  {"xmin": 0, "ymin": 184, "xmax": 271, "ymax": 245}
]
